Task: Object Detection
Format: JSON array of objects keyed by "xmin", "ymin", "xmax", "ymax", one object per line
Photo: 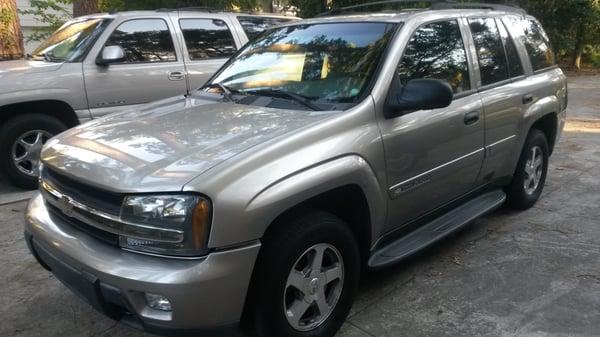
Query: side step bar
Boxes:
[{"xmin": 368, "ymin": 189, "xmax": 506, "ymax": 269}]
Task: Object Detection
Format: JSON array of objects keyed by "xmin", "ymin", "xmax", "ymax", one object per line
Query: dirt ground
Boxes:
[{"xmin": 1, "ymin": 75, "xmax": 599, "ymax": 337}]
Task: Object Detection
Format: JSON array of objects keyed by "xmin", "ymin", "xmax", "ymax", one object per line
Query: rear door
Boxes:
[
  {"xmin": 84, "ymin": 17, "xmax": 187, "ymax": 117},
  {"xmin": 465, "ymin": 16, "xmax": 526, "ymax": 182},
  {"xmin": 380, "ymin": 19, "xmax": 485, "ymax": 230},
  {"xmin": 175, "ymin": 14, "xmax": 241, "ymax": 91}
]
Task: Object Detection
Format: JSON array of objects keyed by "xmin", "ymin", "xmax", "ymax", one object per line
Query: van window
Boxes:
[
  {"xmin": 399, "ymin": 20, "xmax": 470, "ymax": 94},
  {"xmin": 509, "ymin": 17, "xmax": 555, "ymax": 71},
  {"xmin": 237, "ymin": 16, "xmax": 294, "ymax": 40},
  {"xmin": 105, "ymin": 19, "xmax": 176, "ymax": 63},
  {"xmin": 179, "ymin": 19, "xmax": 237, "ymax": 60},
  {"xmin": 497, "ymin": 19, "xmax": 524, "ymax": 78},
  {"xmin": 468, "ymin": 18, "xmax": 509, "ymax": 86}
]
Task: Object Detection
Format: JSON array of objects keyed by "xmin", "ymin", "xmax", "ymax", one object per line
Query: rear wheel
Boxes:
[
  {"xmin": 251, "ymin": 210, "xmax": 360, "ymax": 337},
  {"xmin": 0, "ymin": 114, "xmax": 67, "ymax": 189},
  {"xmin": 505, "ymin": 129, "xmax": 549, "ymax": 209}
]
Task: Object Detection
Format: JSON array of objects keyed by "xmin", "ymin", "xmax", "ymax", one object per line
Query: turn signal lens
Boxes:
[{"xmin": 192, "ymin": 199, "xmax": 211, "ymax": 248}]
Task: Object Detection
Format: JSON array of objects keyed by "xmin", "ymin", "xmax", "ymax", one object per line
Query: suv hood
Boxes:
[{"xmin": 42, "ymin": 95, "xmax": 338, "ymax": 192}]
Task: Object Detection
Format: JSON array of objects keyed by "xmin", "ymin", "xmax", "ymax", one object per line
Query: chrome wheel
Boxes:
[
  {"xmin": 11, "ymin": 130, "xmax": 52, "ymax": 177},
  {"xmin": 283, "ymin": 243, "xmax": 344, "ymax": 332},
  {"xmin": 523, "ymin": 145, "xmax": 544, "ymax": 195}
]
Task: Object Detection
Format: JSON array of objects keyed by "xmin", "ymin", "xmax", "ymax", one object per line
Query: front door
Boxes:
[
  {"xmin": 84, "ymin": 18, "xmax": 187, "ymax": 117},
  {"xmin": 379, "ymin": 19, "xmax": 485, "ymax": 230}
]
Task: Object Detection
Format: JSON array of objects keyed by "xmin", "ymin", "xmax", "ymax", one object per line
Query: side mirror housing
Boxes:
[
  {"xmin": 385, "ymin": 78, "xmax": 454, "ymax": 118},
  {"xmin": 97, "ymin": 45, "xmax": 125, "ymax": 66}
]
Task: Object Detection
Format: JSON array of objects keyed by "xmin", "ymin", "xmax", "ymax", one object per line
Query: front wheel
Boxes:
[
  {"xmin": 251, "ymin": 211, "xmax": 360, "ymax": 337},
  {"xmin": 0, "ymin": 114, "xmax": 67, "ymax": 189},
  {"xmin": 505, "ymin": 129, "xmax": 549, "ymax": 209}
]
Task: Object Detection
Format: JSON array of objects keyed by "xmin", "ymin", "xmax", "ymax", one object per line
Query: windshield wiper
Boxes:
[
  {"xmin": 245, "ymin": 89, "xmax": 322, "ymax": 111},
  {"xmin": 202, "ymin": 82, "xmax": 238, "ymax": 102}
]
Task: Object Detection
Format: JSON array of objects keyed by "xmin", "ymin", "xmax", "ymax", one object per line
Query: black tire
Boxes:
[
  {"xmin": 505, "ymin": 129, "xmax": 549, "ymax": 210},
  {"xmin": 251, "ymin": 210, "xmax": 360, "ymax": 337},
  {"xmin": 0, "ymin": 114, "xmax": 67, "ymax": 190}
]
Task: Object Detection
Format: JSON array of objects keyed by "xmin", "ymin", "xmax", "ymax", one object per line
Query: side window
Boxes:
[
  {"xmin": 105, "ymin": 19, "xmax": 176, "ymax": 63},
  {"xmin": 509, "ymin": 17, "xmax": 555, "ymax": 71},
  {"xmin": 399, "ymin": 20, "xmax": 470, "ymax": 94},
  {"xmin": 468, "ymin": 18, "xmax": 509, "ymax": 86},
  {"xmin": 497, "ymin": 19, "xmax": 524, "ymax": 78},
  {"xmin": 237, "ymin": 16, "xmax": 293, "ymax": 40},
  {"xmin": 179, "ymin": 19, "xmax": 237, "ymax": 60}
]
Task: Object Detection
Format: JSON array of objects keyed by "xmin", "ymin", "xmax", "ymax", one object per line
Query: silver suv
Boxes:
[
  {"xmin": 0, "ymin": 9, "xmax": 296, "ymax": 189},
  {"xmin": 25, "ymin": 3, "xmax": 567, "ymax": 337}
]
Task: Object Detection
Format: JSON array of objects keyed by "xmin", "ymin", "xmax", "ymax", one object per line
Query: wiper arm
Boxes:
[
  {"xmin": 201, "ymin": 82, "xmax": 238, "ymax": 102},
  {"xmin": 246, "ymin": 89, "xmax": 322, "ymax": 111}
]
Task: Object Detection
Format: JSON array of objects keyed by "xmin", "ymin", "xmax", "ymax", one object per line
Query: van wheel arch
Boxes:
[{"xmin": 0, "ymin": 100, "xmax": 79, "ymax": 128}]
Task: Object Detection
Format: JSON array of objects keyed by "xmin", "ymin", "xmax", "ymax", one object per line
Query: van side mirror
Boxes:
[
  {"xmin": 97, "ymin": 45, "xmax": 125, "ymax": 66},
  {"xmin": 385, "ymin": 79, "xmax": 454, "ymax": 118}
]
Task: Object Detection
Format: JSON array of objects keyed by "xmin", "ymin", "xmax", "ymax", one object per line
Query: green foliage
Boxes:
[{"xmin": 18, "ymin": 0, "xmax": 72, "ymax": 42}]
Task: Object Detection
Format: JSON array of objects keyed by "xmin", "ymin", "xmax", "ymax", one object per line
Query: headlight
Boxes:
[{"xmin": 118, "ymin": 194, "xmax": 211, "ymax": 257}]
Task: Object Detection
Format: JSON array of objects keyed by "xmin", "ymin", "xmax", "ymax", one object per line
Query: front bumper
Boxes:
[{"xmin": 24, "ymin": 193, "xmax": 260, "ymax": 336}]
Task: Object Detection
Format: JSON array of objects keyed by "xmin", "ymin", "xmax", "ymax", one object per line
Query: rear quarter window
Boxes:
[
  {"xmin": 508, "ymin": 17, "xmax": 555, "ymax": 71},
  {"xmin": 237, "ymin": 16, "xmax": 295, "ymax": 40}
]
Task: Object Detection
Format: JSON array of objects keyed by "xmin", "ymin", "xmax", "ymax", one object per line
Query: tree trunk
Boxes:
[
  {"xmin": 572, "ymin": 22, "xmax": 585, "ymax": 70},
  {"xmin": 259, "ymin": 0, "xmax": 273, "ymax": 12},
  {"xmin": 0, "ymin": 0, "xmax": 24, "ymax": 60},
  {"xmin": 73, "ymin": 0, "xmax": 99, "ymax": 17}
]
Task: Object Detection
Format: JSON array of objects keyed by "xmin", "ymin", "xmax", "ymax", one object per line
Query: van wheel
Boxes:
[
  {"xmin": 251, "ymin": 210, "xmax": 359, "ymax": 337},
  {"xmin": 505, "ymin": 129, "xmax": 549, "ymax": 209},
  {"xmin": 0, "ymin": 114, "xmax": 67, "ymax": 190}
]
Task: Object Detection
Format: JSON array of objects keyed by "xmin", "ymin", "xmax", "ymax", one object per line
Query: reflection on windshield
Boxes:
[
  {"xmin": 32, "ymin": 18, "xmax": 107, "ymax": 62},
  {"xmin": 210, "ymin": 22, "xmax": 397, "ymax": 104}
]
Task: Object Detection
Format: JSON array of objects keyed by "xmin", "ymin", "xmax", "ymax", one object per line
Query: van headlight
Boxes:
[{"xmin": 118, "ymin": 195, "xmax": 211, "ymax": 257}]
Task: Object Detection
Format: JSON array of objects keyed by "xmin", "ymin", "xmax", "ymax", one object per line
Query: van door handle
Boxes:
[
  {"xmin": 464, "ymin": 111, "xmax": 480, "ymax": 125},
  {"xmin": 168, "ymin": 71, "xmax": 185, "ymax": 81},
  {"xmin": 522, "ymin": 94, "xmax": 534, "ymax": 104}
]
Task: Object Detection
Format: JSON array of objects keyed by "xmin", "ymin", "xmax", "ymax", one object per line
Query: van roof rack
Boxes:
[{"xmin": 317, "ymin": 0, "xmax": 526, "ymax": 17}]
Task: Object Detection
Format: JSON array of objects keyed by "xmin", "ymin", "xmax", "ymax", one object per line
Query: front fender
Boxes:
[{"xmin": 207, "ymin": 155, "xmax": 387, "ymax": 248}]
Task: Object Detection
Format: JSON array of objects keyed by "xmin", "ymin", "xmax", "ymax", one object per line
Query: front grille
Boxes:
[
  {"xmin": 47, "ymin": 202, "xmax": 119, "ymax": 246},
  {"xmin": 42, "ymin": 167, "xmax": 123, "ymax": 215}
]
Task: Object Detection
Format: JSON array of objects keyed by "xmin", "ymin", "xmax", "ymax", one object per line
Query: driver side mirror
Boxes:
[
  {"xmin": 97, "ymin": 45, "xmax": 125, "ymax": 66},
  {"xmin": 385, "ymin": 78, "xmax": 454, "ymax": 118}
]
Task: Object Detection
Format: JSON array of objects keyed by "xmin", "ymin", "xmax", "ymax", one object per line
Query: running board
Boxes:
[{"xmin": 368, "ymin": 189, "xmax": 506, "ymax": 269}]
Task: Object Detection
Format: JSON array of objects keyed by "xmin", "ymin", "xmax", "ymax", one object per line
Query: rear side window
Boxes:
[
  {"xmin": 399, "ymin": 20, "xmax": 470, "ymax": 94},
  {"xmin": 468, "ymin": 18, "xmax": 509, "ymax": 86},
  {"xmin": 237, "ymin": 16, "xmax": 293, "ymax": 40},
  {"xmin": 179, "ymin": 19, "xmax": 237, "ymax": 60},
  {"xmin": 496, "ymin": 19, "xmax": 524, "ymax": 78},
  {"xmin": 105, "ymin": 19, "xmax": 176, "ymax": 63},
  {"xmin": 509, "ymin": 17, "xmax": 555, "ymax": 71}
]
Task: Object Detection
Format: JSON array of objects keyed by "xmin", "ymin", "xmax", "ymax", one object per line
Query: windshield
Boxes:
[
  {"xmin": 32, "ymin": 18, "xmax": 109, "ymax": 62},
  {"xmin": 209, "ymin": 22, "xmax": 397, "ymax": 105}
]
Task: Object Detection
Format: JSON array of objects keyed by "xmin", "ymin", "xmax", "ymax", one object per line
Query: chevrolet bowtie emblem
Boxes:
[{"xmin": 57, "ymin": 196, "xmax": 75, "ymax": 217}]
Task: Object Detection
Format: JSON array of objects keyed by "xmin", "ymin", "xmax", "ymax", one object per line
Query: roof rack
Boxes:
[{"xmin": 318, "ymin": 0, "xmax": 526, "ymax": 17}]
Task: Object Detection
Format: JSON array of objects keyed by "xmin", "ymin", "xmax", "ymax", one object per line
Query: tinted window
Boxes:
[
  {"xmin": 237, "ymin": 16, "xmax": 293, "ymax": 40},
  {"xmin": 468, "ymin": 18, "xmax": 509, "ymax": 86},
  {"xmin": 497, "ymin": 19, "xmax": 524, "ymax": 78},
  {"xmin": 399, "ymin": 20, "xmax": 470, "ymax": 94},
  {"xmin": 509, "ymin": 17, "xmax": 555, "ymax": 71},
  {"xmin": 105, "ymin": 19, "xmax": 176, "ymax": 63},
  {"xmin": 180, "ymin": 19, "xmax": 237, "ymax": 60}
]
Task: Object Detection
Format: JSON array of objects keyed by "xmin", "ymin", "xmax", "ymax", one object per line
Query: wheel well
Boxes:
[
  {"xmin": 264, "ymin": 185, "xmax": 372, "ymax": 267},
  {"xmin": 531, "ymin": 113, "xmax": 558, "ymax": 154},
  {"xmin": 0, "ymin": 100, "xmax": 79, "ymax": 127}
]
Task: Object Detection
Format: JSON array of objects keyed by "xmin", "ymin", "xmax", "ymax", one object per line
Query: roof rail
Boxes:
[{"xmin": 318, "ymin": 0, "xmax": 526, "ymax": 17}]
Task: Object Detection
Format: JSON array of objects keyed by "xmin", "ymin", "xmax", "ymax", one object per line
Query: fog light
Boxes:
[{"xmin": 145, "ymin": 293, "xmax": 172, "ymax": 311}]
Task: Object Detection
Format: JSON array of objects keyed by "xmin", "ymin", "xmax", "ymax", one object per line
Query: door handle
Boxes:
[
  {"xmin": 168, "ymin": 71, "xmax": 185, "ymax": 81},
  {"xmin": 464, "ymin": 111, "xmax": 480, "ymax": 125},
  {"xmin": 522, "ymin": 94, "xmax": 534, "ymax": 104}
]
